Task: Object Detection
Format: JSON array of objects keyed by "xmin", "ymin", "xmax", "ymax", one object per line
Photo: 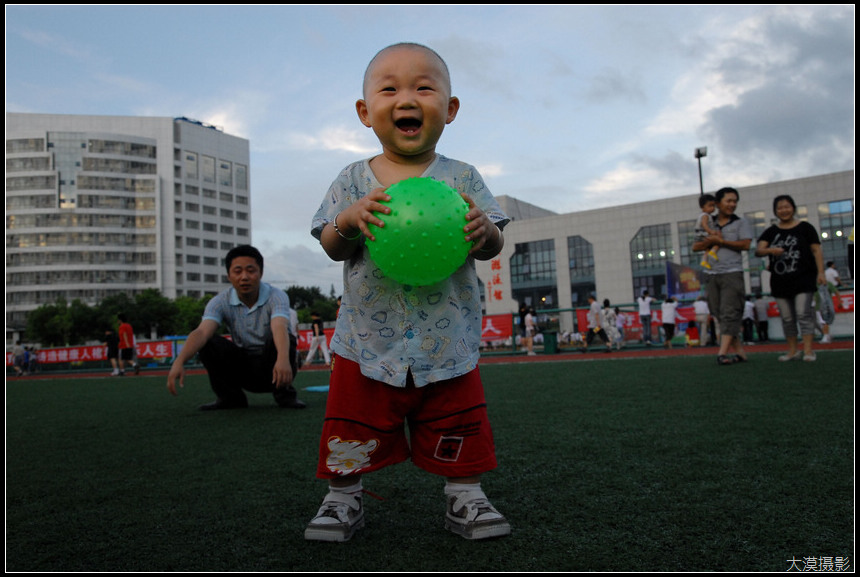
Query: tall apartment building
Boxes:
[{"xmin": 6, "ymin": 113, "xmax": 251, "ymax": 335}]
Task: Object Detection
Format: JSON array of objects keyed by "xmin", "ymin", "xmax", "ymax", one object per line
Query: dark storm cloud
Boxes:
[
  {"xmin": 631, "ymin": 150, "xmax": 693, "ymax": 187},
  {"xmin": 703, "ymin": 10, "xmax": 853, "ymax": 163}
]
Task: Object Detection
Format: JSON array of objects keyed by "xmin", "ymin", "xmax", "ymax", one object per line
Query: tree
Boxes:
[
  {"xmin": 286, "ymin": 286, "xmax": 338, "ymax": 321},
  {"xmin": 132, "ymin": 289, "xmax": 179, "ymax": 337},
  {"xmin": 67, "ymin": 299, "xmax": 101, "ymax": 345},
  {"xmin": 96, "ymin": 293, "xmax": 135, "ymax": 339},
  {"xmin": 21, "ymin": 285, "xmax": 338, "ymax": 346},
  {"xmin": 286, "ymin": 286, "xmax": 327, "ymax": 311},
  {"xmin": 173, "ymin": 295, "xmax": 210, "ymax": 336},
  {"xmin": 26, "ymin": 299, "xmax": 72, "ymax": 346}
]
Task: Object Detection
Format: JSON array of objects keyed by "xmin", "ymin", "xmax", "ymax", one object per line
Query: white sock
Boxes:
[
  {"xmin": 445, "ymin": 482, "xmax": 481, "ymax": 496},
  {"xmin": 329, "ymin": 481, "xmax": 362, "ymax": 496}
]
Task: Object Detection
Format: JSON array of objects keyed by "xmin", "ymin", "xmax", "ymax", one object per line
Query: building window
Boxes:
[
  {"xmin": 567, "ymin": 235, "xmax": 595, "ymax": 307},
  {"xmin": 201, "ymin": 155, "xmax": 215, "ymax": 184},
  {"xmin": 510, "ymin": 239, "xmax": 557, "ymax": 310},
  {"xmin": 818, "ymin": 199, "xmax": 853, "ymax": 279},
  {"xmin": 184, "ymin": 152, "xmax": 198, "ymax": 179},
  {"xmin": 677, "ymin": 220, "xmax": 698, "ymax": 268},
  {"xmin": 7, "ymin": 138, "xmax": 45, "ymax": 153},
  {"xmin": 235, "ymin": 164, "xmax": 248, "ymax": 190},
  {"xmin": 630, "ymin": 224, "xmax": 672, "ymax": 298},
  {"xmin": 218, "ymin": 160, "xmax": 232, "ymax": 187}
]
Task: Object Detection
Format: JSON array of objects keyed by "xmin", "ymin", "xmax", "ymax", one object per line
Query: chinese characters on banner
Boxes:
[
  {"xmin": 483, "ymin": 257, "xmax": 506, "ymax": 304},
  {"xmin": 6, "ymin": 341, "xmax": 175, "ymax": 366}
]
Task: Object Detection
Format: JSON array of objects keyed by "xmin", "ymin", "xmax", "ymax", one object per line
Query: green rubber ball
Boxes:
[{"xmin": 367, "ymin": 177, "xmax": 471, "ymax": 286}]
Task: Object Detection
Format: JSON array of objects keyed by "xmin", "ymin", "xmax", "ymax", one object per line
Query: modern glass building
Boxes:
[
  {"xmin": 478, "ymin": 170, "xmax": 853, "ymax": 331},
  {"xmin": 6, "ymin": 113, "xmax": 251, "ymax": 336}
]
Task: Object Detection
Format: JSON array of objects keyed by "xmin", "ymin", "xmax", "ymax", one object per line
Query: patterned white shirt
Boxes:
[{"xmin": 311, "ymin": 155, "xmax": 509, "ymax": 387}]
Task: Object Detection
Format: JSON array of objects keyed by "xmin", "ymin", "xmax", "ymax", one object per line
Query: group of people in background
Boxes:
[
  {"xmin": 10, "ymin": 341, "xmax": 38, "ymax": 376},
  {"xmin": 695, "ymin": 187, "xmax": 844, "ymax": 364},
  {"xmin": 518, "ymin": 186, "xmax": 846, "ymax": 360}
]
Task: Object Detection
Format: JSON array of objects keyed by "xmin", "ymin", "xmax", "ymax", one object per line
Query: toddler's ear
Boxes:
[
  {"xmin": 446, "ymin": 96, "xmax": 460, "ymax": 124},
  {"xmin": 356, "ymin": 99, "xmax": 372, "ymax": 127}
]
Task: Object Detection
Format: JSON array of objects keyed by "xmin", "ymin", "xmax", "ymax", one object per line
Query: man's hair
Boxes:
[
  {"xmin": 363, "ymin": 42, "xmax": 451, "ymax": 97},
  {"xmin": 225, "ymin": 245, "xmax": 263, "ymax": 274},
  {"xmin": 118, "ymin": 313, "xmax": 127, "ymax": 322},
  {"xmin": 698, "ymin": 193, "xmax": 716, "ymax": 208},
  {"xmin": 715, "ymin": 187, "xmax": 739, "ymax": 203}
]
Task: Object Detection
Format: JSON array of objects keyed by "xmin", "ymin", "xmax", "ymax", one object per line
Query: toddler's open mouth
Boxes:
[{"xmin": 395, "ymin": 118, "xmax": 422, "ymax": 134}]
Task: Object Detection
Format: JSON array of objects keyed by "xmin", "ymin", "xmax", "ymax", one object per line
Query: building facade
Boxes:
[
  {"xmin": 477, "ymin": 170, "xmax": 853, "ymax": 331},
  {"xmin": 6, "ymin": 113, "xmax": 251, "ymax": 334}
]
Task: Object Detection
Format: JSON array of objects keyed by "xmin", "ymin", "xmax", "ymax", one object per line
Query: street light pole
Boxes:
[{"xmin": 695, "ymin": 147, "xmax": 708, "ymax": 195}]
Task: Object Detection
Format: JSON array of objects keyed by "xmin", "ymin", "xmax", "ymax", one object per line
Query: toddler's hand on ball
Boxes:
[
  {"xmin": 342, "ymin": 189, "xmax": 391, "ymax": 241},
  {"xmin": 462, "ymin": 193, "xmax": 500, "ymax": 256}
]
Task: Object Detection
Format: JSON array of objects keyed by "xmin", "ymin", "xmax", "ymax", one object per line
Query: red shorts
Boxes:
[{"xmin": 315, "ymin": 355, "xmax": 498, "ymax": 479}]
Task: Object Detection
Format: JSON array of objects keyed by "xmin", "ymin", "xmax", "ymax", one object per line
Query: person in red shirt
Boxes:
[{"xmin": 117, "ymin": 314, "xmax": 140, "ymax": 375}]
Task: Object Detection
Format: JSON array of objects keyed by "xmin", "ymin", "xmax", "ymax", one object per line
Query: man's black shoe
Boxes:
[
  {"xmin": 279, "ymin": 399, "xmax": 307, "ymax": 409},
  {"xmin": 199, "ymin": 399, "xmax": 247, "ymax": 411}
]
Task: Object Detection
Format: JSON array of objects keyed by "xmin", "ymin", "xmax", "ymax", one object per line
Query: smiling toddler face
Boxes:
[{"xmin": 357, "ymin": 44, "xmax": 458, "ymax": 164}]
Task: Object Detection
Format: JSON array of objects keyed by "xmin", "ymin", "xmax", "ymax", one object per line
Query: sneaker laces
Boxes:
[
  {"xmin": 311, "ymin": 491, "xmax": 361, "ymax": 525},
  {"xmin": 449, "ymin": 489, "xmax": 503, "ymax": 523}
]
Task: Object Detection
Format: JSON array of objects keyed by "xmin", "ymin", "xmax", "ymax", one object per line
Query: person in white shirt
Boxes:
[
  {"xmin": 584, "ymin": 295, "xmax": 612, "ymax": 353},
  {"xmin": 824, "ymin": 261, "xmax": 841, "ymax": 287},
  {"xmin": 693, "ymin": 296, "xmax": 711, "ymax": 347},
  {"xmin": 524, "ymin": 308, "xmax": 538, "ymax": 356},
  {"xmin": 637, "ymin": 290, "xmax": 654, "ymax": 345},
  {"xmin": 660, "ymin": 297, "xmax": 681, "ymax": 349}
]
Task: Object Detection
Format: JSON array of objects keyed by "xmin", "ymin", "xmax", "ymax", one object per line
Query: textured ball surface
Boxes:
[{"xmin": 367, "ymin": 177, "xmax": 470, "ymax": 286}]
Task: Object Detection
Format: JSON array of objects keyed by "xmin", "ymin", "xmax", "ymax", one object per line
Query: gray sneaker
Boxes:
[
  {"xmin": 444, "ymin": 489, "xmax": 511, "ymax": 540},
  {"xmin": 304, "ymin": 491, "xmax": 364, "ymax": 542}
]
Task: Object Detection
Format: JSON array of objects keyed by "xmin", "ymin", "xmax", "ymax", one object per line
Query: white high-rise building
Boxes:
[{"xmin": 6, "ymin": 113, "xmax": 251, "ymax": 334}]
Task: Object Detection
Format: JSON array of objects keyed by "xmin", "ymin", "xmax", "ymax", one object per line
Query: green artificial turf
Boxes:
[{"xmin": 5, "ymin": 352, "xmax": 854, "ymax": 571}]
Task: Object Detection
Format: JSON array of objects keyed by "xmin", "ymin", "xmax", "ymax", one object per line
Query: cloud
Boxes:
[
  {"xmin": 476, "ymin": 163, "xmax": 505, "ymax": 178},
  {"xmin": 702, "ymin": 9, "xmax": 854, "ymax": 163},
  {"xmin": 585, "ymin": 6, "xmax": 855, "ymax": 205},
  {"xmin": 254, "ymin": 239, "xmax": 343, "ymax": 294},
  {"xmin": 433, "ymin": 34, "xmax": 516, "ymax": 99},
  {"xmin": 584, "ymin": 67, "xmax": 646, "ymax": 104},
  {"xmin": 19, "ymin": 28, "xmax": 96, "ymax": 61},
  {"xmin": 271, "ymin": 126, "xmax": 378, "ymax": 156},
  {"xmin": 92, "ymin": 72, "xmax": 155, "ymax": 95}
]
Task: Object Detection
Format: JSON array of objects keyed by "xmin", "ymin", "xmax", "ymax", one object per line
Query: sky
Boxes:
[{"xmin": 5, "ymin": 5, "xmax": 855, "ymax": 295}]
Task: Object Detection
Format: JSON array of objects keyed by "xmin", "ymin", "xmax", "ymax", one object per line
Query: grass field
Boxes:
[{"xmin": 5, "ymin": 351, "xmax": 854, "ymax": 572}]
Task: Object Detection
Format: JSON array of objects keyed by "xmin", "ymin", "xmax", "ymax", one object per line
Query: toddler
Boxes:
[
  {"xmin": 697, "ymin": 194, "xmax": 721, "ymax": 269},
  {"xmin": 305, "ymin": 43, "xmax": 511, "ymax": 543}
]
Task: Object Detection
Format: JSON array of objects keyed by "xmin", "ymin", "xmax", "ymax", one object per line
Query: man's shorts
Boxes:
[
  {"xmin": 120, "ymin": 348, "xmax": 134, "ymax": 361},
  {"xmin": 315, "ymin": 355, "xmax": 498, "ymax": 479}
]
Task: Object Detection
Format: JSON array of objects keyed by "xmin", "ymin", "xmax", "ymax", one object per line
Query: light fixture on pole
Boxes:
[{"xmin": 694, "ymin": 147, "xmax": 708, "ymax": 195}]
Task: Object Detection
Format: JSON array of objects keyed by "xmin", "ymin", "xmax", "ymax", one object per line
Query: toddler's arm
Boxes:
[
  {"xmin": 462, "ymin": 193, "xmax": 504, "ymax": 260},
  {"xmin": 701, "ymin": 213, "xmax": 720, "ymax": 236},
  {"xmin": 320, "ymin": 188, "xmax": 391, "ymax": 261}
]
